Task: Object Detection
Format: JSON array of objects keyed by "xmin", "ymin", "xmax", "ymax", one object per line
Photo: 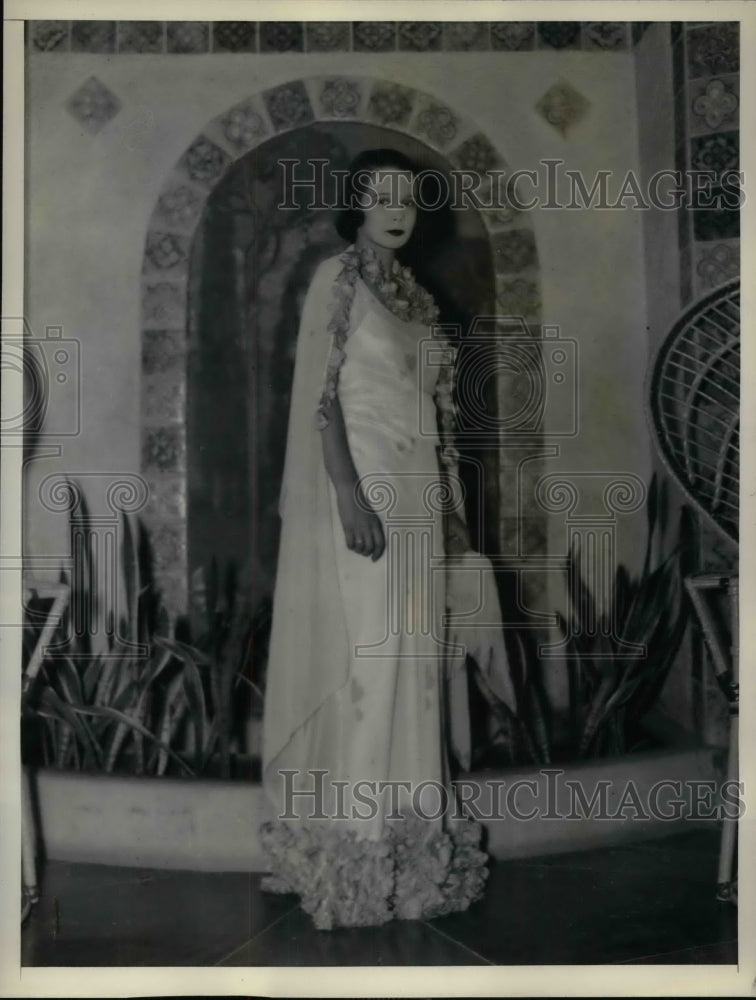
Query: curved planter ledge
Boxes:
[{"xmin": 28, "ymin": 746, "xmax": 723, "ymax": 872}]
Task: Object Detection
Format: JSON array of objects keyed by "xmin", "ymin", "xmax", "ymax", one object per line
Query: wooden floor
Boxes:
[{"xmin": 22, "ymin": 828, "xmax": 737, "ymax": 966}]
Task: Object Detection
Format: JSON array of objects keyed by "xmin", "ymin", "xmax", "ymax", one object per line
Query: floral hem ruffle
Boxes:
[{"xmin": 259, "ymin": 814, "xmax": 489, "ymax": 931}]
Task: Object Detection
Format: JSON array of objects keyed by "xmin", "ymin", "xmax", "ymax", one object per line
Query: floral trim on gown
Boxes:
[
  {"xmin": 259, "ymin": 814, "xmax": 489, "ymax": 931},
  {"xmin": 261, "ymin": 245, "xmax": 488, "ymax": 931}
]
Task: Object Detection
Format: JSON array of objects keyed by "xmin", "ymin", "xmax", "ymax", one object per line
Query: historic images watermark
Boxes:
[
  {"xmin": 277, "ymin": 159, "xmax": 745, "ymax": 212},
  {"xmin": 277, "ymin": 768, "xmax": 745, "ymax": 824}
]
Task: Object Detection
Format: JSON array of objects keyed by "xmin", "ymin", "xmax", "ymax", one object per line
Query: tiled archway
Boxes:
[{"xmin": 139, "ymin": 75, "xmax": 543, "ymax": 618}]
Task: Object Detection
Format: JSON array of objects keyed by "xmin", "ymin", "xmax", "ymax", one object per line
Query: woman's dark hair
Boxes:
[{"xmin": 335, "ymin": 148, "xmax": 419, "ymax": 243}]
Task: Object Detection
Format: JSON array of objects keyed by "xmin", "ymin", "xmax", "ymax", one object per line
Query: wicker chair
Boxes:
[{"xmin": 647, "ymin": 278, "xmax": 739, "ymax": 904}]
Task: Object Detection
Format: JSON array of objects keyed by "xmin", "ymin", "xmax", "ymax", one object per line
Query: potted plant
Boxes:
[
  {"xmin": 556, "ymin": 472, "xmax": 698, "ymax": 759},
  {"xmin": 22, "ymin": 478, "xmax": 269, "ymax": 871}
]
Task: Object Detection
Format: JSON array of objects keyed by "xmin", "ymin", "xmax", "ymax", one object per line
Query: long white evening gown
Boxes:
[{"xmin": 260, "ymin": 247, "xmax": 488, "ymax": 930}]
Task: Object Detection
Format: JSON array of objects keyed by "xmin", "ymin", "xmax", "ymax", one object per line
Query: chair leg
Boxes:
[
  {"xmin": 21, "ymin": 771, "xmax": 39, "ymax": 918},
  {"xmin": 716, "ymin": 578, "xmax": 739, "ymax": 904},
  {"xmin": 715, "ymin": 711, "xmax": 738, "ymax": 903}
]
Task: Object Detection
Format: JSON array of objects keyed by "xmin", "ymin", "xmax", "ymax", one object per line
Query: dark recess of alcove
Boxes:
[{"xmin": 186, "ymin": 121, "xmax": 497, "ymax": 688}]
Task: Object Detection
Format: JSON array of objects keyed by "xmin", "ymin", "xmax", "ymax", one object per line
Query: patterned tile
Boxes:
[
  {"xmin": 582, "ymin": 22, "xmax": 628, "ymax": 51},
  {"xmin": 212, "ymin": 21, "xmax": 257, "ymax": 53},
  {"xmin": 153, "ymin": 183, "xmax": 205, "ymax": 233},
  {"xmin": 413, "ymin": 100, "xmax": 458, "ymax": 148},
  {"xmin": 141, "ymin": 330, "xmax": 185, "ymax": 375},
  {"xmin": 70, "ymin": 21, "xmax": 116, "ymax": 53},
  {"xmin": 690, "ymin": 131, "xmax": 739, "ymax": 179},
  {"xmin": 688, "ymin": 75, "xmax": 739, "ymax": 136},
  {"xmin": 142, "ymin": 282, "xmax": 187, "ymax": 329},
  {"xmin": 366, "ymin": 82, "xmax": 415, "ymax": 127},
  {"xmin": 263, "ymin": 81, "xmax": 314, "ymax": 131},
  {"xmin": 495, "ymin": 277, "xmax": 541, "ymax": 320},
  {"xmin": 145, "ymin": 476, "xmax": 187, "ymax": 521},
  {"xmin": 519, "ymin": 515, "xmax": 549, "ymax": 555},
  {"xmin": 692, "ymin": 190, "xmax": 741, "ymax": 245},
  {"xmin": 398, "ymin": 22, "xmax": 442, "ymax": 52},
  {"xmin": 443, "ymin": 22, "xmax": 489, "ymax": 51},
  {"xmin": 142, "ymin": 373, "xmax": 185, "ymax": 425},
  {"xmin": 693, "ymin": 240, "xmax": 739, "ymax": 290},
  {"xmin": 259, "ymin": 21, "xmax": 303, "ymax": 52},
  {"xmin": 142, "ymin": 426, "xmax": 186, "ymax": 473},
  {"xmin": 522, "ymin": 571, "xmax": 547, "ymax": 610},
  {"xmin": 497, "ymin": 515, "xmax": 549, "ymax": 559},
  {"xmin": 692, "ymin": 200, "xmax": 739, "ymax": 241},
  {"xmin": 490, "ymin": 22, "xmax": 534, "ymax": 51},
  {"xmin": 166, "ymin": 22, "xmax": 209, "ymax": 53},
  {"xmin": 143, "ymin": 232, "xmax": 191, "ymax": 274},
  {"xmin": 317, "ymin": 78, "xmax": 362, "ymax": 119},
  {"xmin": 536, "ymin": 22, "xmax": 581, "ymax": 50},
  {"xmin": 149, "ymin": 522, "xmax": 187, "ymax": 576},
  {"xmin": 491, "ymin": 230, "xmax": 538, "ymax": 273},
  {"xmin": 180, "ymin": 135, "xmax": 231, "ymax": 186},
  {"xmin": 117, "ymin": 21, "xmax": 163, "ymax": 53},
  {"xmin": 452, "ymin": 133, "xmax": 501, "ymax": 174},
  {"xmin": 353, "ymin": 21, "xmax": 396, "ymax": 52},
  {"xmin": 65, "ymin": 76, "xmax": 122, "ymax": 135},
  {"xmin": 30, "ymin": 21, "xmax": 69, "ymax": 52},
  {"xmin": 535, "ymin": 80, "xmax": 590, "ymax": 136},
  {"xmin": 687, "ymin": 22, "xmax": 739, "ymax": 78},
  {"xmin": 481, "ymin": 204, "xmax": 523, "ymax": 232},
  {"xmin": 305, "ymin": 21, "xmax": 350, "ymax": 52},
  {"xmin": 221, "ymin": 100, "xmax": 268, "ymax": 150}
]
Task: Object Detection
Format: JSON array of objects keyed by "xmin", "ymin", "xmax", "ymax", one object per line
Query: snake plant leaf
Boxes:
[
  {"xmin": 56, "ymin": 656, "xmax": 85, "ymax": 705},
  {"xmin": 181, "ymin": 654, "xmax": 208, "ymax": 771},
  {"xmin": 154, "ymin": 636, "xmax": 214, "ymax": 668},
  {"xmin": 82, "ymin": 656, "xmax": 104, "ymax": 703},
  {"xmin": 156, "ymin": 674, "xmax": 189, "ymax": 776},
  {"xmin": 73, "ymin": 703, "xmax": 195, "ymax": 776},
  {"xmin": 526, "ymin": 668, "xmax": 551, "ymax": 764},
  {"xmin": 614, "ymin": 566, "xmax": 633, "ymax": 633},
  {"xmin": 37, "ymin": 686, "xmax": 103, "ymax": 768},
  {"xmin": 200, "ymin": 715, "xmax": 221, "ymax": 770}
]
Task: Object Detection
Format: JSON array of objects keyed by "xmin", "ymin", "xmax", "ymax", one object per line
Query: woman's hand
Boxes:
[
  {"xmin": 336, "ymin": 482, "xmax": 386, "ymax": 561},
  {"xmin": 445, "ymin": 510, "xmax": 472, "ymax": 555}
]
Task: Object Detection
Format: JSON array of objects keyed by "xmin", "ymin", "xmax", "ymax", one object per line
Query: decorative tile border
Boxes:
[
  {"xmin": 30, "ymin": 20, "xmax": 667, "ymax": 54},
  {"xmin": 118, "ymin": 21, "xmax": 164, "ymax": 54},
  {"xmin": 212, "ymin": 21, "xmax": 257, "ymax": 53},
  {"xmin": 670, "ymin": 22, "xmax": 740, "ymax": 306},
  {"xmin": 305, "ymin": 21, "xmax": 350, "ymax": 52},
  {"xmin": 134, "ymin": 73, "xmax": 543, "ymax": 611}
]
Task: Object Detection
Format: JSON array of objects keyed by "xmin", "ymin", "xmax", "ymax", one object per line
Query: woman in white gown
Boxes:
[{"xmin": 260, "ymin": 149, "xmax": 489, "ymax": 930}]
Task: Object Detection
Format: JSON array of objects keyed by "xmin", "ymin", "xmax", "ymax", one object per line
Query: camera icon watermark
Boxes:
[
  {"xmin": 1, "ymin": 317, "xmax": 81, "ymax": 439},
  {"xmin": 418, "ymin": 315, "xmax": 578, "ymax": 446}
]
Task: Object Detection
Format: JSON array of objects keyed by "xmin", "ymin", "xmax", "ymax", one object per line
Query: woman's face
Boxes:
[{"xmin": 356, "ymin": 169, "xmax": 417, "ymax": 252}]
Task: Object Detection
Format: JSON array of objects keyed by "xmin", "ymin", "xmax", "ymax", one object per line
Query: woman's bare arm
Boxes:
[{"xmin": 321, "ymin": 395, "xmax": 385, "ymax": 561}]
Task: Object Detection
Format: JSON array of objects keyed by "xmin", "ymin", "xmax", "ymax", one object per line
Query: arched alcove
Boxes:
[{"xmin": 139, "ymin": 75, "xmax": 544, "ymax": 621}]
